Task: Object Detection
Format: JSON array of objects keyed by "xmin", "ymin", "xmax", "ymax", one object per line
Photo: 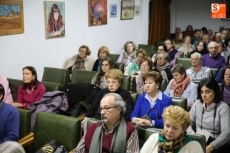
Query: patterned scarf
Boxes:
[
  {"xmin": 72, "ymin": 55, "xmax": 86, "ymax": 70},
  {"xmin": 121, "ymin": 50, "xmax": 136, "ymax": 65},
  {"xmin": 136, "ymin": 74, "xmax": 145, "ymax": 95},
  {"xmin": 158, "ymin": 131, "xmax": 192, "ymax": 153},
  {"xmin": 157, "ymin": 62, "xmax": 170, "ymax": 82},
  {"xmin": 170, "ymin": 76, "xmax": 190, "ymax": 97}
]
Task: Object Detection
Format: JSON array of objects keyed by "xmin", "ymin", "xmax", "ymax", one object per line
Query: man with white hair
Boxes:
[
  {"xmin": 74, "ymin": 93, "xmax": 139, "ymax": 153},
  {"xmin": 202, "ymin": 42, "xmax": 226, "ymax": 69}
]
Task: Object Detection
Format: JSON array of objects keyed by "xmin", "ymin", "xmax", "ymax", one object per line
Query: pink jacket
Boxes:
[{"xmin": 0, "ymin": 75, "xmax": 13, "ymax": 104}]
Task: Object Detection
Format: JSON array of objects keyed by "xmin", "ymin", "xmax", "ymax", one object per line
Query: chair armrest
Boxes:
[
  {"xmin": 19, "ymin": 132, "xmax": 34, "ymax": 147},
  {"xmin": 19, "ymin": 132, "xmax": 34, "ymax": 143}
]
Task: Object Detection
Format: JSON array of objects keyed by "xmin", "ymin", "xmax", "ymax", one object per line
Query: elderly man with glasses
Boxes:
[{"xmin": 74, "ymin": 93, "xmax": 139, "ymax": 153}]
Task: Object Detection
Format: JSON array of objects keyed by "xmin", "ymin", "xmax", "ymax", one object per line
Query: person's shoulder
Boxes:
[
  {"xmin": 38, "ymin": 82, "xmax": 46, "ymax": 89},
  {"xmin": 180, "ymin": 140, "xmax": 203, "ymax": 152},
  {"xmin": 3, "ymin": 103, "xmax": 18, "ymax": 113},
  {"xmin": 161, "ymin": 93, "xmax": 171, "ymax": 100},
  {"xmin": 218, "ymin": 102, "xmax": 230, "ymax": 110}
]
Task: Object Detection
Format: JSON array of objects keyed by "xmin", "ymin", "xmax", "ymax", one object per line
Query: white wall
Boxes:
[
  {"xmin": 0, "ymin": 0, "xmax": 149, "ymax": 80},
  {"xmin": 170, "ymin": 0, "xmax": 230, "ymax": 33}
]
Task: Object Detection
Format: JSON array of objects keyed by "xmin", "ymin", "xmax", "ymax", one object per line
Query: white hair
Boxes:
[
  {"xmin": 207, "ymin": 41, "xmax": 217, "ymax": 48},
  {"xmin": 0, "ymin": 141, "xmax": 25, "ymax": 153},
  {"xmin": 191, "ymin": 52, "xmax": 202, "ymax": 60}
]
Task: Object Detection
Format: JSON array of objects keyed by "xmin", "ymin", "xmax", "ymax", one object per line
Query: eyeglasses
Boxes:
[
  {"xmin": 140, "ymin": 65, "xmax": 149, "ymax": 68},
  {"xmin": 107, "ymin": 81, "xmax": 118, "ymax": 85},
  {"xmin": 98, "ymin": 106, "xmax": 117, "ymax": 113},
  {"xmin": 209, "ymin": 47, "xmax": 217, "ymax": 49}
]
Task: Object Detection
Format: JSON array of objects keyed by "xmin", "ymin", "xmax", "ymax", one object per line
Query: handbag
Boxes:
[{"xmin": 36, "ymin": 140, "xmax": 60, "ymax": 153}]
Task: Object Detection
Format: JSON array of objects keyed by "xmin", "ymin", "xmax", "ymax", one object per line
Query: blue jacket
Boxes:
[{"xmin": 131, "ymin": 92, "xmax": 172, "ymax": 128}]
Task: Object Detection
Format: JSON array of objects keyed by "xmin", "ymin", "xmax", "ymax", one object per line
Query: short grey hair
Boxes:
[
  {"xmin": 190, "ymin": 52, "xmax": 202, "ymax": 60},
  {"xmin": 103, "ymin": 93, "xmax": 126, "ymax": 116},
  {"xmin": 0, "ymin": 141, "xmax": 25, "ymax": 153},
  {"xmin": 156, "ymin": 51, "xmax": 170, "ymax": 62},
  {"xmin": 207, "ymin": 42, "xmax": 217, "ymax": 48}
]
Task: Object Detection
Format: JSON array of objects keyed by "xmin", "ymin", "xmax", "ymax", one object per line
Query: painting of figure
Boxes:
[
  {"xmin": 0, "ymin": 1, "xmax": 24, "ymax": 36},
  {"xmin": 88, "ymin": 0, "xmax": 107, "ymax": 26},
  {"xmin": 121, "ymin": 0, "xmax": 135, "ymax": 20},
  {"xmin": 44, "ymin": 1, "xmax": 65, "ymax": 38}
]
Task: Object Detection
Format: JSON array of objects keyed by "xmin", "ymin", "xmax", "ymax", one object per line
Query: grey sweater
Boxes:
[{"xmin": 187, "ymin": 100, "xmax": 230, "ymax": 149}]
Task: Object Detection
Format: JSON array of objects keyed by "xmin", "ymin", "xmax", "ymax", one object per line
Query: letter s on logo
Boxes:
[{"xmin": 212, "ymin": 4, "xmax": 220, "ymax": 13}]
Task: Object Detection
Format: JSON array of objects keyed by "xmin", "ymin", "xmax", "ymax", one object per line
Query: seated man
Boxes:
[
  {"xmin": 0, "ymin": 84, "xmax": 20, "ymax": 144},
  {"xmin": 164, "ymin": 39, "xmax": 180, "ymax": 67},
  {"xmin": 73, "ymin": 93, "xmax": 139, "ymax": 153},
  {"xmin": 202, "ymin": 42, "xmax": 226, "ymax": 69}
]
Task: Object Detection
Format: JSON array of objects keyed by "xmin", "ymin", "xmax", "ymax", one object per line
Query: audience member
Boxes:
[
  {"xmin": 217, "ymin": 42, "xmax": 225, "ymax": 57},
  {"xmin": 11, "ymin": 66, "xmax": 46, "ymax": 109},
  {"xmin": 0, "ymin": 84, "xmax": 20, "ymax": 144},
  {"xmin": 202, "ymin": 42, "xmax": 226, "ymax": 69},
  {"xmin": 224, "ymin": 37, "xmax": 230, "ymax": 52},
  {"xmin": 171, "ymin": 27, "xmax": 181, "ymax": 39},
  {"xmin": 0, "ymin": 74, "xmax": 13, "ymax": 104},
  {"xmin": 141, "ymin": 105, "xmax": 203, "ymax": 153},
  {"xmin": 91, "ymin": 57, "xmax": 115, "ymax": 89},
  {"xmin": 190, "ymin": 41, "xmax": 208, "ymax": 56},
  {"xmin": 178, "ymin": 36, "xmax": 194, "ymax": 58},
  {"xmin": 201, "ymin": 34, "xmax": 211, "ymax": 48},
  {"xmin": 215, "ymin": 55, "xmax": 230, "ymax": 83},
  {"xmin": 132, "ymin": 57, "xmax": 153, "ymax": 95},
  {"xmin": 92, "ymin": 46, "xmax": 110, "ymax": 72},
  {"xmin": 201, "ymin": 27, "xmax": 208, "ymax": 35},
  {"xmin": 208, "ymin": 29, "xmax": 215, "ymax": 41},
  {"xmin": 74, "ymin": 93, "xmax": 139, "ymax": 153},
  {"xmin": 131, "ymin": 71, "xmax": 172, "ymax": 128},
  {"xmin": 221, "ymin": 30, "xmax": 228, "ymax": 43},
  {"xmin": 186, "ymin": 52, "xmax": 211, "ymax": 81},
  {"xmin": 164, "ymin": 64, "xmax": 197, "ymax": 109},
  {"xmin": 150, "ymin": 44, "xmax": 167, "ymax": 64},
  {"xmin": 187, "ymin": 77, "xmax": 230, "ymax": 153},
  {"xmin": 192, "ymin": 29, "xmax": 201, "ymax": 47},
  {"xmin": 164, "ymin": 39, "xmax": 180, "ymax": 66},
  {"xmin": 155, "ymin": 51, "xmax": 172, "ymax": 82},
  {"xmin": 184, "ymin": 25, "xmax": 194, "ymax": 37},
  {"xmin": 173, "ymin": 32, "xmax": 184, "ymax": 49},
  {"xmin": 219, "ymin": 26, "xmax": 225, "ymax": 33},
  {"xmin": 117, "ymin": 41, "xmax": 137, "ymax": 67},
  {"xmin": 62, "ymin": 45, "xmax": 95, "ymax": 79},
  {"xmin": 0, "ymin": 141, "xmax": 25, "ymax": 153},
  {"xmin": 221, "ymin": 66, "xmax": 230, "ymax": 104},
  {"xmin": 125, "ymin": 48, "xmax": 146, "ymax": 77},
  {"xmin": 215, "ymin": 32, "xmax": 222, "ymax": 43}
]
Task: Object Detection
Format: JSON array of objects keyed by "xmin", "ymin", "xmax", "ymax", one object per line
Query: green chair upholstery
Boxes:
[
  {"xmin": 160, "ymin": 79, "xmax": 167, "ymax": 92},
  {"xmin": 32, "ymin": 112, "xmax": 81, "ymax": 152},
  {"xmin": 110, "ymin": 54, "xmax": 119, "ymax": 62},
  {"xmin": 42, "ymin": 67, "xmax": 70, "ymax": 85},
  {"xmin": 172, "ymin": 97, "xmax": 187, "ymax": 110},
  {"xmin": 71, "ymin": 70, "xmax": 96, "ymax": 84},
  {"xmin": 188, "ymin": 134, "xmax": 206, "ymax": 153},
  {"xmin": 114, "ymin": 62, "xmax": 125, "ymax": 73},
  {"xmin": 155, "ymin": 40, "xmax": 164, "ymax": 47},
  {"xmin": 130, "ymin": 92, "xmax": 138, "ymax": 105},
  {"xmin": 192, "ymin": 81, "xmax": 200, "ymax": 85},
  {"xmin": 176, "ymin": 58, "xmax": 191, "ymax": 70},
  {"xmin": 121, "ymin": 75, "xmax": 131, "ymax": 91},
  {"xmin": 144, "ymin": 49, "xmax": 156, "ymax": 57},
  {"xmin": 41, "ymin": 81, "xmax": 62, "ymax": 92},
  {"xmin": 7, "ymin": 78, "xmax": 23, "ymax": 101},
  {"xmin": 180, "ymin": 52, "xmax": 191, "ymax": 58},
  {"xmin": 138, "ymin": 44, "xmax": 154, "ymax": 50},
  {"xmin": 145, "ymin": 128, "xmax": 162, "ymax": 141},
  {"xmin": 210, "ymin": 68, "xmax": 219, "ymax": 78},
  {"xmin": 87, "ymin": 118, "xmax": 100, "ymax": 129},
  {"xmin": 18, "ymin": 108, "xmax": 32, "ymax": 139}
]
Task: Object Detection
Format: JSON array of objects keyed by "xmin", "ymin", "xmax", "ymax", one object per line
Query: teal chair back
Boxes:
[
  {"xmin": 114, "ymin": 62, "xmax": 125, "ymax": 73},
  {"xmin": 42, "ymin": 67, "xmax": 69, "ymax": 85},
  {"xmin": 172, "ymin": 97, "xmax": 187, "ymax": 110},
  {"xmin": 33, "ymin": 112, "xmax": 81, "ymax": 152},
  {"xmin": 110, "ymin": 54, "xmax": 119, "ymax": 62},
  {"xmin": 41, "ymin": 81, "xmax": 62, "ymax": 92},
  {"xmin": 17, "ymin": 108, "xmax": 32, "ymax": 139},
  {"xmin": 7, "ymin": 78, "xmax": 23, "ymax": 101},
  {"xmin": 160, "ymin": 79, "xmax": 167, "ymax": 92},
  {"xmin": 71, "ymin": 70, "xmax": 96, "ymax": 84},
  {"xmin": 176, "ymin": 58, "xmax": 191, "ymax": 70}
]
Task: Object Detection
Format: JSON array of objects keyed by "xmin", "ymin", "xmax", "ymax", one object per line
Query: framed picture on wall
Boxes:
[
  {"xmin": 135, "ymin": 5, "xmax": 140, "ymax": 16},
  {"xmin": 0, "ymin": 0, "xmax": 24, "ymax": 36},
  {"xmin": 88, "ymin": 0, "xmax": 107, "ymax": 26},
  {"xmin": 44, "ymin": 1, "xmax": 65, "ymax": 39},
  {"xmin": 222, "ymin": 0, "xmax": 230, "ymax": 21},
  {"xmin": 110, "ymin": 4, "xmax": 117, "ymax": 18},
  {"xmin": 121, "ymin": 0, "xmax": 135, "ymax": 20}
]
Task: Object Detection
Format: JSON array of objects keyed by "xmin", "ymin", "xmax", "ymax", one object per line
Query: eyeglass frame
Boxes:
[{"xmin": 98, "ymin": 106, "xmax": 118, "ymax": 113}]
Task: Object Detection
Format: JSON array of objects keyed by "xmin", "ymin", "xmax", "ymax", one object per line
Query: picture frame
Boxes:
[
  {"xmin": 222, "ymin": 0, "xmax": 230, "ymax": 21},
  {"xmin": 110, "ymin": 4, "xmax": 118, "ymax": 18},
  {"xmin": 121, "ymin": 0, "xmax": 135, "ymax": 20},
  {"xmin": 88, "ymin": 0, "xmax": 107, "ymax": 26},
  {"xmin": 44, "ymin": 1, "xmax": 65, "ymax": 39},
  {"xmin": 0, "ymin": 0, "xmax": 24, "ymax": 36}
]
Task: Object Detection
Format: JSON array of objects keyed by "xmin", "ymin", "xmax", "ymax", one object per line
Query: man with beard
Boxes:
[{"xmin": 73, "ymin": 93, "xmax": 139, "ymax": 153}]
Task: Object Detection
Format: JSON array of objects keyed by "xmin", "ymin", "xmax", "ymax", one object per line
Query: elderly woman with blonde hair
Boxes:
[{"xmin": 141, "ymin": 105, "xmax": 203, "ymax": 153}]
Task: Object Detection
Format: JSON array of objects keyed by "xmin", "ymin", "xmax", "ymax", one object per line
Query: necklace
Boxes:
[
  {"xmin": 26, "ymin": 86, "xmax": 35, "ymax": 94},
  {"xmin": 224, "ymin": 87, "xmax": 230, "ymax": 94}
]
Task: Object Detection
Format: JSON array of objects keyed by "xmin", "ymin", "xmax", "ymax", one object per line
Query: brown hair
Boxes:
[
  {"xmin": 79, "ymin": 45, "xmax": 91, "ymax": 56},
  {"xmin": 142, "ymin": 71, "xmax": 163, "ymax": 88},
  {"xmin": 97, "ymin": 46, "xmax": 110, "ymax": 58},
  {"xmin": 136, "ymin": 48, "xmax": 147, "ymax": 57},
  {"xmin": 105, "ymin": 69, "xmax": 124, "ymax": 84},
  {"xmin": 139, "ymin": 57, "xmax": 153, "ymax": 71},
  {"xmin": 124, "ymin": 41, "xmax": 137, "ymax": 52}
]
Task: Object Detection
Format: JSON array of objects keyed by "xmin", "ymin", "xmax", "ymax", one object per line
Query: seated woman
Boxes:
[
  {"xmin": 91, "ymin": 57, "xmax": 115, "ymax": 89},
  {"xmin": 141, "ymin": 105, "xmax": 203, "ymax": 153},
  {"xmin": 155, "ymin": 51, "xmax": 173, "ymax": 82},
  {"xmin": 190, "ymin": 41, "xmax": 208, "ymax": 56},
  {"xmin": 132, "ymin": 57, "xmax": 153, "ymax": 95},
  {"xmin": 221, "ymin": 66, "xmax": 230, "ymax": 104},
  {"xmin": 164, "ymin": 64, "xmax": 197, "ymax": 108},
  {"xmin": 178, "ymin": 36, "xmax": 194, "ymax": 58},
  {"xmin": 62, "ymin": 45, "xmax": 95, "ymax": 79},
  {"xmin": 131, "ymin": 71, "xmax": 172, "ymax": 128},
  {"xmin": 173, "ymin": 32, "xmax": 184, "ymax": 49},
  {"xmin": 150, "ymin": 43, "xmax": 167, "ymax": 64},
  {"xmin": 117, "ymin": 41, "xmax": 137, "ymax": 68},
  {"xmin": 187, "ymin": 78, "xmax": 230, "ymax": 153},
  {"xmin": 184, "ymin": 25, "xmax": 194, "ymax": 37},
  {"xmin": 92, "ymin": 46, "xmax": 110, "ymax": 72},
  {"xmin": 216, "ymin": 54, "xmax": 230, "ymax": 83},
  {"xmin": 186, "ymin": 52, "xmax": 211, "ymax": 81},
  {"xmin": 0, "ymin": 74, "xmax": 13, "ymax": 104},
  {"xmin": 0, "ymin": 84, "xmax": 20, "ymax": 144},
  {"xmin": 11, "ymin": 66, "xmax": 46, "ymax": 109},
  {"xmin": 125, "ymin": 48, "xmax": 146, "ymax": 77}
]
